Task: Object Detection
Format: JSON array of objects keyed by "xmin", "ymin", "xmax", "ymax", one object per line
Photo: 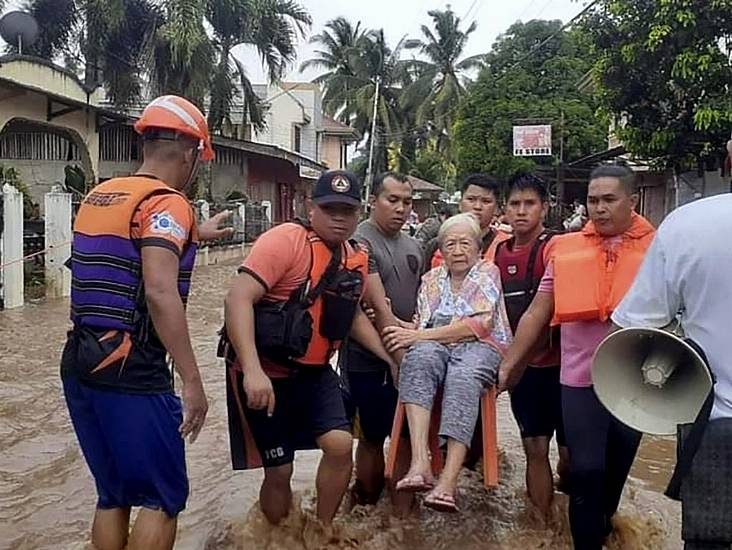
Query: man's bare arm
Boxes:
[
  {"xmin": 142, "ymin": 246, "xmax": 207, "ymax": 441},
  {"xmin": 224, "ymin": 274, "xmax": 276, "ymax": 416},
  {"xmin": 363, "ymin": 272, "xmax": 406, "ymax": 363}
]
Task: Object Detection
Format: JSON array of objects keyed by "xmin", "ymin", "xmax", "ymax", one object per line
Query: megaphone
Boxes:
[{"xmin": 592, "ymin": 326, "xmax": 713, "ymax": 435}]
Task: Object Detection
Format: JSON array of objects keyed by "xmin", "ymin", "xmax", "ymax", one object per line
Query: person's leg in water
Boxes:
[
  {"xmin": 556, "ymin": 444, "xmax": 571, "ymax": 493},
  {"xmin": 64, "ymin": 379, "xmax": 131, "ymax": 550},
  {"xmin": 260, "ymin": 463, "xmax": 295, "ymax": 524},
  {"xmin": 349, "ymin": 369, "xmax": 400, "ymax": 505},
  {"xmin": 511, "ymin": 365, "xmax": 568, "ymax": 510},
  {"xmin": 315, "ymin": 429, "xmax": 353, "ymax": 525},
  {"xmin": 354, "ymin": 439, "xmax": 385, "ymax": 503},
  {"xmin": 64, "ymin": 379, "xmax": 188, "ymax": 550},
  {"xmin": 602, "ymin": 416, "xmax": 641, "ymax": 534},
  {"xmin": 126, "ymin": 508, "xmax": 177, "ymax": 550},
  {"xmin": 398, "ymin": 342, "xmax": 449, "ymax": 489},
  {"xmin": 91, "ymin": 508, "xmax": 130, "ymax": 550},
  {"xmin": 522, "ymin": 436, "xmax": 554, "ymax": 517},
  {"xmin": 562, "ymin": 386, "xmax": 612, "ymax": 550}
]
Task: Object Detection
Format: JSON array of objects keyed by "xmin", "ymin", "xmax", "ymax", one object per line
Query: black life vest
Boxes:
[{"xmin": 494, "ymin": 230, "xmax": 556, "ymax": 332}]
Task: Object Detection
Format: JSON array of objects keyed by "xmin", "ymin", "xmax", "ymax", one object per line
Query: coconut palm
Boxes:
[
  {"xmin": 14, "ymin": 0, "xmax": 162, "ymax": 106},
  {"xmin": 300, "ymin": 16, "xmax": 365, "ymax": 122},
  {"xmin": 153, "ymin": 0, "xmax": 311, "ymax": 132},
  {"xmin": 17, "ymin": 0, "xmax": 310, "ymax": 125},
  {"xmin": 403, "ymin": 8, "xmax": 484, "ymax": 149}
]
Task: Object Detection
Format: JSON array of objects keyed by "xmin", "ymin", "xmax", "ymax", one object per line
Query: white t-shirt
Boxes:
[{"xmin": 612, "ymin": 194, "xmax": 732, "ymax": 420}]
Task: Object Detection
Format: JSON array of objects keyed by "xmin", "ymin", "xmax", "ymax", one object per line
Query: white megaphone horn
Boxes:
[{"xmin": 592, "ymin": 323, "xmax": 713, "ymax": 436}]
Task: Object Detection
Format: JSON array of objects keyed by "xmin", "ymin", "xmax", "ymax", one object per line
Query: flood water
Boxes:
[{"xmin": 0, "ymin": 260, "xmax": 681, "ymax": 549}]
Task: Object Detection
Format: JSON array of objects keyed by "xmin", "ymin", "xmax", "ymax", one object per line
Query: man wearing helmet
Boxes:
[{"xmin": 61, "ymin": 95, "xmax": 230, "ymax": 550}]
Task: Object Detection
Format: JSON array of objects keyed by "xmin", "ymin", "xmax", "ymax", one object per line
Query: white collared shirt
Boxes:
[{"xmin": 613, "ymin": 194, "xmax": 732, "ymax": 420}]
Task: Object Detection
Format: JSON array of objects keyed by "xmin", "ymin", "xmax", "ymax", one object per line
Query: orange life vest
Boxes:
[
  {"xmin": 551, "ymin": 213, "xmax": 655, "ymax": 325},
  {"xmin": 431, "ymin": 228, "xmax": 511, "ymax": 268},
  {"xmin": 290, "ymin": 229, "xmax": 369, "ymax": 367},
  {"xmin": 71, "ymin": 176, "xmax": 197, "ymax": 331}
]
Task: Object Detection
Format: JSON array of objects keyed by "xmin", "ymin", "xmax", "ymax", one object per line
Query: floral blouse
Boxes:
[{"xmin": 416, "ymin": 260, "xmax": 513, "ymax": 353}]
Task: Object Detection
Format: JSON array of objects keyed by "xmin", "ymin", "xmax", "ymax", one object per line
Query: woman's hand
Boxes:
[{"xmin": 382, "ymin": 326, "xmax": 421, "ymax": 352}]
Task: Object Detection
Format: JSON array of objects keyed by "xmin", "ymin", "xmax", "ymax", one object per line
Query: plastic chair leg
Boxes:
[{"xmin": 481, "ymin": 387, "xmax": 499, "ymax": 488}]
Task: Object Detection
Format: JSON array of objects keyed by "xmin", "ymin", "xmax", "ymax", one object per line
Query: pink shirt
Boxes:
[{"xmin": 538, "ymin": 262, "xmax": 610, "ymax": 387}]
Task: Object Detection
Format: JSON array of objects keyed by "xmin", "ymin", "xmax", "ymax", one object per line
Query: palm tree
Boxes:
[
  {"xmin": 349, "ymin": 30, "xmax": 413, "ymax": 173},
  {"xmin": 302, "ymin": 25, "xmax": 410, "ymax": 173},
  {"xmin": 153, "ymin": 0, "xmax": 311, "ymax": 132},
  {"xmin": 17, "ymin": 0, "xmax": 310, "ymax": 125},
  {"xmin": 300, "ymin": 16, "xmax": 365, "ymax": 122},
  {"xmin": 14, "ymin": 0, "xmax": 162, "ymax": 106},
  {"xmin": 403, "ymin": 8, "xmax": 483, "ymax": 149}
]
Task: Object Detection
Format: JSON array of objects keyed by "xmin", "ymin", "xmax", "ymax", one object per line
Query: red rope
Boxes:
[{"xmin": 0, "ymin": 240, "xmax": 72, "ymax": 271}]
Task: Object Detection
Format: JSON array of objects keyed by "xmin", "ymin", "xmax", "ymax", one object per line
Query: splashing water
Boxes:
[{"xmin": 0, "ymin": 261, "xmax": 681, "ymax": 550}]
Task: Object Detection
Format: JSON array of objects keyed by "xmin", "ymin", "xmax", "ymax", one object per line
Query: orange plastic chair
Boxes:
[{"xmin": 385, "ymin": 386, "xmax": 499, "ymax": 489}]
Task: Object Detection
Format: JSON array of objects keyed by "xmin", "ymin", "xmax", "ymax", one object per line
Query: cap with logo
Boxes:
[{"xmin": 312, "ymin": 170, "xmax": 362, "ymax": 206}]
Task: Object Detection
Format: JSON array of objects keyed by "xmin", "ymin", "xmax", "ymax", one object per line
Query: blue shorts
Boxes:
[{"xmin": 63, "ymin": 377, "xmax": 188, "ymax": 518}]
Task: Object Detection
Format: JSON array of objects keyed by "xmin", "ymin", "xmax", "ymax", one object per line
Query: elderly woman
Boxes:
[{"xmin": 383, "ymin": 213, "xmax": 512, "ymax": 513}]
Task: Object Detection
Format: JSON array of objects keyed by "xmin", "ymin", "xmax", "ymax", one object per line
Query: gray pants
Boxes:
[{"xmin": 398, "ymin": 341, "xmax": 500, "ymax": 448}]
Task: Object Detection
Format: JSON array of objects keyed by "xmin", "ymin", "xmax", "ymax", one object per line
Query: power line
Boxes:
[
  {"xmin": 366, "ymin": 0, "xmax": 601, "ymax": 141},
  {"xmin": 515, "ymin": 0, "xmax": 541, "ymax": 22},
  {"xmin": 462, "ymin": 0, "xmax": 481, "ymax": 21},
  {"xmin": 535, "ymin": 0, "xmax": 555, "ymax": 19}
]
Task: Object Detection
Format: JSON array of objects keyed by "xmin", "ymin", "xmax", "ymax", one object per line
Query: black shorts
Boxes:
[
  {"xmin": 510, "ymin": 365, "xmax": 566, "ymax": 445},
  {"xmin": 346, "ymin": 369, "xmax": 399, "ymax": 444},
  {"xmin": 227, "ymin": 366, "xmax": 351, "ymax": 470}
]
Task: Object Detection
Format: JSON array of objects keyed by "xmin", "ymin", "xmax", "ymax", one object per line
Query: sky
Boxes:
[
  {"xmin": 0, "ymin": 0, "xmax": 585, "ymax": 82},
  {"xmin": 234, "ymin": 0, "xmax": 585, "ymax": 84}
]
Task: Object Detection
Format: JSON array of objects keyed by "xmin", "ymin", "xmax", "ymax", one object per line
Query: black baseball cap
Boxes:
[{"xmin": 312, "ymin": 170, "xmax": 362, "ymax": 206}]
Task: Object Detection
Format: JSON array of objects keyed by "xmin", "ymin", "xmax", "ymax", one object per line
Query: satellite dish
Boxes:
[{"xmin": 0, "ymin": 11, "xmax": 39, "ymax": 55}]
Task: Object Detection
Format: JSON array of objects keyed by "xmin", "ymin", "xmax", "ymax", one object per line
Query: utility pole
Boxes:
[
  {"xmin": 557, "ymin": 110, "xmax": 565, "ymax": 209},
  {"xmin": 364, "ymin": 76, "xmax": 381, "ymax": 210}
]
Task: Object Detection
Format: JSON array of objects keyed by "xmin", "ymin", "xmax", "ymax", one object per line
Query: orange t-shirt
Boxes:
[
  {"xmin": 240, "ymin": 223, "xmax": 313, "ymax": 300},
  {"xmin": 239, "ymin": 223, "xmax": 367, "ymax": 376},
  {"xmin": 130, "ymin": 193, "xmax": 197, "ymax": 255}
]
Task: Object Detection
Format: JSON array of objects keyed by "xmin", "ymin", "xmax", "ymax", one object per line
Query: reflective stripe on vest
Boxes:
[{"xmin": 70, "ymin": 176, "xmax": 197, "ymax": 331}]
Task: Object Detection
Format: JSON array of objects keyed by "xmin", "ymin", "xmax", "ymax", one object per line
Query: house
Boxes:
[
  {"xmin": 0, "ymin": 55, "xmax": 325, "ymax": 223},
  {"xmin": 406, "ymin": 175, "xmax": 445, "ymax": 221},
  {"xmin": 233, "ymin": 82, "xmax": 359, "ymax": 169},
  {"xmin": 320, "ymin": 115, "xmax": 360, "ymax": 170},
  {"xmin": 575, "ymin": 71, "xmax": 731, "ymax": 226}
]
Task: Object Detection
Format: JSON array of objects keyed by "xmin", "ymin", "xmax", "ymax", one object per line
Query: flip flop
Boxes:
[
  {"xmin": 424, "ymin": 490, "xmax": 459, "ymax": 513},
  {"xmin": 395, "ymin": 473, "xmax": 435, "ymax": 493}
]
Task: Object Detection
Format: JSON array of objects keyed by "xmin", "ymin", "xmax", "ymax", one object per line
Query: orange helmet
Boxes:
[{"xmin": 134, "ymin": 95, "xmax": 215, "ymax": 161}]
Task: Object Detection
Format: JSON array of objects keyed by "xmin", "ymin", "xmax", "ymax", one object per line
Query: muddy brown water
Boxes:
[{"xmin": 0, "ymin": 260, "xmax": 681, "ymax": 549}]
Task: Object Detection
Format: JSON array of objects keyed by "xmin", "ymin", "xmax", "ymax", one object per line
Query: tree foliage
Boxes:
[
  {"xmin": 453, "ymin": 20, "xmax": 607, "ymax": 181},
  {"xmin": 303, "ymin": 8, "xmax": 479, "ymax": 183},
  {"xmin": 12, "ymin": 0, "xmax": 161, "ymax": 106},
  {"xmin": 402, "ymin": 8, "xmax": 483, "ymax": 152},
  {"xmin": 581, "ymin": 0, "xmax": 732, "ymax": 169},
  {"xmin": 18, "ymin": 0, "xmax": 310, "ymax": 127}
]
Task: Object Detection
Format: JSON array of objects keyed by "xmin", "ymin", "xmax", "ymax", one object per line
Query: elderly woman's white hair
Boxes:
[{"xmin": 437, "ymin": 213, "xmax": 482, "ymax": 248}]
